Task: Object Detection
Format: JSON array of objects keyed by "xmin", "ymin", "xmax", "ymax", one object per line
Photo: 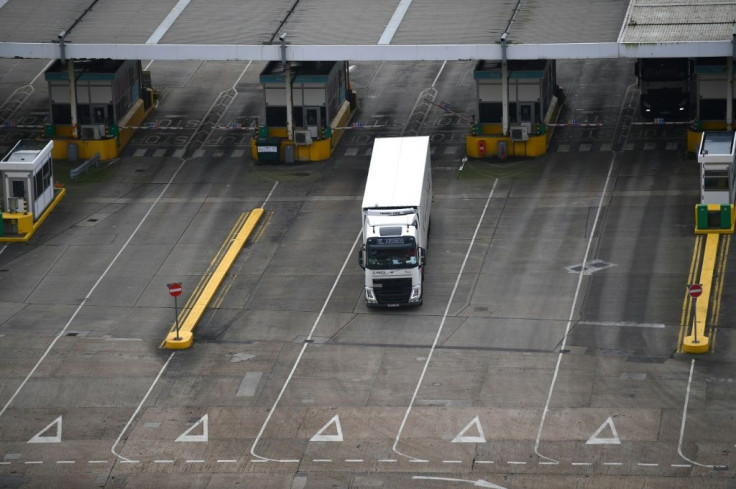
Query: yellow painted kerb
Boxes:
[
  {"xmin": 682, "ymin": 233, "xmax": 718, "ymax": 353},
  {"xmin": 164, "ymin": 208, "xmax": 264, "ymax": 349},
  {"xmin": 0, "ymin": 187, "xmax": 66, "ymax": 243}
]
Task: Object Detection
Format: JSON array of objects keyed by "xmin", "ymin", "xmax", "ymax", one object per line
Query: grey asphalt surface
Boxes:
[{"xmin": 0, "ymin": 58, "xmax": 735, "ymax": 489}]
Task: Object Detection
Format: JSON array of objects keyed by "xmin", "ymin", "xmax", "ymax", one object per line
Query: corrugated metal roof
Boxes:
[
  {"xmin": 620, "ymin": 0, "xmax": 736, "ymax": 43},
  {"xmin": 513, "ymin": 0, "xmax": 631, "ymax": 44},
  {"xmin": 0, "ymin": 0, "xmax": 92, "ymax": 43},
  {"xmin": 2, "ymin": 0, "xmax": 736, "ymax": 60},
  {"xmin": 389, "ymin": 0, "xmax": 516, "ymax": 45}
]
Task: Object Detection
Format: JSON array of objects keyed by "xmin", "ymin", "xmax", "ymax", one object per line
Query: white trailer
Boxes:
[{"xmin": 358, "ymin": 136, "xmax": 432, "ymax": 307}]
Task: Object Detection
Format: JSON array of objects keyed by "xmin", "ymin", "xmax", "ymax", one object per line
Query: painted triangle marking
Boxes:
[
  {"xmin": 452, "ymin": 415, "xmax": 486, "ymax": 443},
  {"xmin": 586, "ymin": 416, "xmax": 621, "ymax": 445},
  {"xmin": 176, "ymin": 414, "xmax": 209, "ymax": 442},
  {"xmin": 310, "ymin": 414, "xmax": 343, "ymax": 442},
  {"xmin": 28, "ymin": 416, "xmax": 62, "ymax": 444}
]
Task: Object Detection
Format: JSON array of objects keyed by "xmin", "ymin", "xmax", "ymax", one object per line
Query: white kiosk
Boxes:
[
  {"xmin": 696, "ymin": 131, "xmax": 736, "ymax": 233},
  {"xmin": 0, "ymin": 140, "xmax": 62, "ymax": 240}
]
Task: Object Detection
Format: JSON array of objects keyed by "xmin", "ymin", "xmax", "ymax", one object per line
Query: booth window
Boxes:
[{"xmin": 704, "ymin": 170, "xmax": 729, "ymax": 190}]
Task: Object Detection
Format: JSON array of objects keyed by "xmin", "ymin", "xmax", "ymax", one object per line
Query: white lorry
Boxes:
[{"xmin": 358, "ymin": 136, "xmax": 432, "ymax": 307}]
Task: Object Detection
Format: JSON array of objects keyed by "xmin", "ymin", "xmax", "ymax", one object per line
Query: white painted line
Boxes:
[
  {"xmin": 476, "ymin": 460, "xmax": 494, "ymax": 464},
  {"xmin": 28, "ymin": 415, "xmax": 62, "ymax": 443},
  {"xmin": 442, "ymin": 460, "xmax": 462, "ymax": 464},
  {"xmin": 678, "ymin": 359, "xmax": 716, "ymax": 468},
  {"xmin": 0, "ymin": 462, "xmax": 10, "ymax": 465},
  {"xmin": 214, "ymin": 151, "xmax": 224, "ymax": 158},
  {"xmin": 344, "ymin": 147, "xmax": 358, "ymax": 156},
  {"xmin": 153, "ymin": 149, "xmax": 166, "ymax": 157},
  {"xmin": 377, "ymin": 459, "xmax": 397, "ymax": 463},
  {"xmin": 602, "ymin": 462, "xmax": 623, "ymax": 466},
  {"xmin": 671, "ymin": 464, "xmax": 692, "ymax": 468},
  {"xmin": 586, "ymin": 416, "xmax": 621, "ymax": 445},
  {"xmin": 185, "ymin": 460, "xmax": 204, "ymax": 463},
  {"xmin": 133, "ymin": 148, "xmax": 147, "ymax": 157},
  {"xmin": 452, "ymin": 415, "xmax": 486, "ymax": 443},
  {"xmin": 378, "ymin": 0, "xmax": 413, "ymax": 45},
  {"xmin": 393, "ymin": 180, "xmax": 498, "ymax": 461},
  {"xmin": 250, "ymin": 459, "xmax": 268, "ymax": 463},
  {"xmin": 571, "ymin": 462, "xmax": 592, "ymax": 466},
  {"xmin": 431, "ymin": 60, "xmax": 447, "ymax": 88},
  {"xmin": 534, "ymin": 155, "xmax": 616, "ymax": 464},
  {"xmin": 231, "ymin": 149, "xmax": 245, "ymax": 158},
  {"xmin": 146, "ymin": 0, "xmax": 192, "ymax": 44},
  {"xmin": 2, "ymin": 134, "xmax": 197, "ymax": 423},
  {"xmin": 507, "ymin": 461, "xmax": 526, "ymax": 465},
  {"xmin": 173, "ymin": 149, "xmax": 185, "ymax": 158},
  {"xmin": 119, "ymin": 460, "xmax": 140, "ymax": 464},
  {"xmin": 637, "ymin": 463, "xmax": 658, "ymax": 467},
  {"xmin": 236, "ymin": 372, "xmax": 263, "ymax": 397},
  {"xmin": 261, "ymin": 181, "xmax": 278, "ymax": 208},
  {"xmin": 217, "ymin": 459, "xmax": 238, "ymax": 463},
  {"xmin": 538, "ymin": 461, "xmax": 558, "ymax": 465},
  {"xmin": 88, "ymin": 460, "xmax": 108, "ymax": 464},
  {"xmin": 154, "ymin": 460, "xmax": 174, "ymax": 464},
  {"xmin": 312, "ymin": 459, "xmax": 332, "ymax": 463},
  {"xmin": 56, "ymin": 460, "xmax": 75, "ymax": 464},
  {"xmin": 408, "ymin": 459, "xmax": 429, "ymax": 463},
  {"xmin": 111, "ymin": 353, "xmax": 175, "ymax": 463},
  {"xmin": 345, "ymin": 459, "xmax": 364, "ymax": 463},
  {"xmin": 193, "ymin": 149, "xmax": 205, "ymax": 158},
  {"xmin": 250, "ymin": 230, "xmax": 363, "ymax": 462},
  {"xmin": 310, "ymin": 414, "xmax": 343, "ymax": 442},
  {"xmin": 579, "ymin": 321, "xmax": 666, "ymax": 329},
  {"xmin": 24, "ymin": 461, "xmax": 43, "ymax": 464},
  {"xmin": 176, "ymin": 414, "xmax": 208, "ymax": 442}
]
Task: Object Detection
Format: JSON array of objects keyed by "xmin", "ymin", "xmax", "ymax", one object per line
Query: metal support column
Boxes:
[
  {"xmin": 280, "ymin": 33, "xmax": 294, "ymax": 142},
  {"xmin": 501, "ymin": 33, "xmax": 509, "ymax": 137},
  {"xmin": 67, "ymin": 59, "xmax": 78, "ymax": 139}
]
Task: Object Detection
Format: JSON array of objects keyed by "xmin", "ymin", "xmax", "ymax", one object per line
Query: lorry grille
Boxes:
[{"xmin": 373, "ymin": 278, "xmax": 413, "ymax": 304}]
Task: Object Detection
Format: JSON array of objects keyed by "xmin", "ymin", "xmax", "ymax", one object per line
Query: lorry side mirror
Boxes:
[
  {"xmin": 418, "ymin": 247, "xmax": 426, "ymax": 266},
  {"xmin": 358, "ymin": 245, "xmax": 365, "ymax": 269}
]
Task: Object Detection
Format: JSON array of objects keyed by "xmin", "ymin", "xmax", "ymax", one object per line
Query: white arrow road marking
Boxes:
[
  {"xmin": 586, "ymin": 416, "xmax": 621, "ymax": 445},
  {"xmin": 175, "ymin": 414, "xmax": 208, "ymax": 442},
  {"xmin": 28, "ymin": 416, "xmax": 62, "ymax": 443},
  {"xmin": 310, "ymin": 414, "xmax": 343, "ymax": 442},
  {"xmin": 412, "ymin": 476, "xmax": 507, "ymax": 488},
  {"xmin": 452, "ymin": 415, "xmax": 486, "ymax": 443}
]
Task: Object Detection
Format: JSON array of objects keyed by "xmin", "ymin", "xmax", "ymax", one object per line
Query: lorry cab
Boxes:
[{"xmin": 358, "ymin": 136, "xmax": 431, "ymax": 307}]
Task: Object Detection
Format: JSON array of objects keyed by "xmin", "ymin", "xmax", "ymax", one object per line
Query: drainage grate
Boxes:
[{"xmin": 566, "ymin": 259, "xmax": 615, "ymax": 275}]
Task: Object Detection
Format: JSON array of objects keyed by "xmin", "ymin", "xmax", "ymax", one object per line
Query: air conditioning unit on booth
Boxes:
[
  {"xmin": 294, "ymin": 130, "xmax": 312, "ymax": 145},
  {"xmin": 510, "ymin": 126, "xmax": 528, "ymax": 142}
]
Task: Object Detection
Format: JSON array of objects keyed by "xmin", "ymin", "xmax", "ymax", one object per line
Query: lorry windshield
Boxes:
[
  {"xmin": 365, "ymin": 237, "xmax": 418, "ymax": 269},
  {"xmin": 640, "ymin": 59, "xmax": 689, "ymax": 81}
]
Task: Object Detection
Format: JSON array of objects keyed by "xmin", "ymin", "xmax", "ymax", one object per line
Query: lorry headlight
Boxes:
[
  {"xmin": 409, "ymin": 285, "xmax": 421, "ymax": 302},
  {"xmin": 365, "ymin": 288, "xmax": 377, "ymax": 303}
]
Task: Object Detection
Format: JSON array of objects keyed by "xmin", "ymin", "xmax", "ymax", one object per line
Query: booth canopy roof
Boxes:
[{"xmin": 0, "ymin": 0, "xmax": 735, "ymax": 60}]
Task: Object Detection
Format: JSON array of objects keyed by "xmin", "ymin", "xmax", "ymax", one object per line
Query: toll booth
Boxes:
[
  {"xmin": 694, "ymin": 58, "xmax": 729, "ymax": 123},
  {"xmin": 44, "ymin": 59, "xmax": 156, "ymax": 161},
  {"xmin": 467, "ymin": 59, "xmax": 559, "ymax": 158},
  {"xmin": 0, "ymin": 140, "xmax": 65, "ymax": 241},
  {"xmin": 254, "ymin": 61, "xmax": 354, "ymax": 162},
  {"xmin": 695, "ymin": 131, "xmax": 736, "ymax": 234}
]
